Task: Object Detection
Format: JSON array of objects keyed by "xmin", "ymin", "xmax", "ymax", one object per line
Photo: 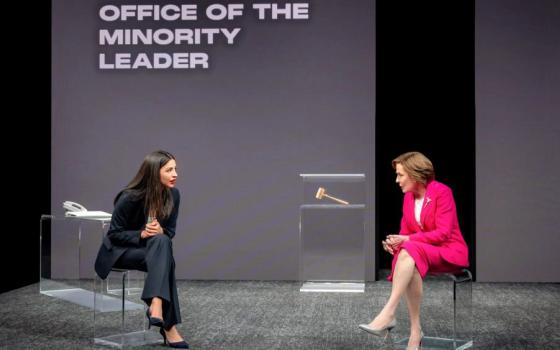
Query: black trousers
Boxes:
[{"xmin": 114, "ymin": 234, "xmax": 181, "ymax": 329}]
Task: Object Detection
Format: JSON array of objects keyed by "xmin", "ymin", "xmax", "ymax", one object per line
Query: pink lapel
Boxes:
[{"xmin": 419, "ymin": 181, "xmax": 435, "ymax": 228}]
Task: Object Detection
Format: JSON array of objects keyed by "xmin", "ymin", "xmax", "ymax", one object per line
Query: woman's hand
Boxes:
[
  {"xmin": 146, "ymin": 219, "xmax": 164, "ymax": 234},
  {"xmin": 141, "ymin": 219, "xmax": 164, "ymax": 238},
  {"xmin": 386, "ymin": 234, "xmax": 409, "ymax": 250},
  {"xmin": 382, "ymin": 239, "xmax": 394, "ymax": 255}
]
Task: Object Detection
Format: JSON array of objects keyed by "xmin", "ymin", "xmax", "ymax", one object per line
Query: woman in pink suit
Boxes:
[{"xmin": 359, "ymin": 151, "xmax": 469, "ymax": 350}]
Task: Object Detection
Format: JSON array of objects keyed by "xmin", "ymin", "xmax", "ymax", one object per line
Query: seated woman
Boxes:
[
  {"xmin": 359, "ymin": 151, "xmax": 469, "ymax": 350},
  {"xmin": 95, "ymin": 150, "xmax": 189, "ymax": 349}
]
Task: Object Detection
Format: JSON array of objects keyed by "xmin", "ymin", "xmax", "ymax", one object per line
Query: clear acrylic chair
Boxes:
[
  {"xmin": 93, "ymin": 268, "xmax": 161, "ymax": 348},
  {"xmin": 394, "ymin": 269, "xmax": 473, "ymax": 350}
]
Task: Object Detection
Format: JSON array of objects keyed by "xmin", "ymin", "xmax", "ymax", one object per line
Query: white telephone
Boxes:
[
  {"xmin": 63, "ymin": 201, "xmax": 112, "ymax": 219},
  {"xmin": 63, "ymin": 201, "xmax": 87, "ymax": 212}
]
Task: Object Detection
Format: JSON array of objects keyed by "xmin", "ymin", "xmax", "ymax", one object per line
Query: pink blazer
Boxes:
[{"xmin": 399, "ymin": 180, "xmax": 469, "ymax": 267}]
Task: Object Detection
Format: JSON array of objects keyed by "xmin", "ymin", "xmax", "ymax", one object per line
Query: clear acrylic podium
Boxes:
[{"xmin": 299, "ymin": 174, "xmax": 366, "ymax": 293}]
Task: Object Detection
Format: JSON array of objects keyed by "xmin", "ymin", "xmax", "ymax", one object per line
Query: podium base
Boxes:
[{"xmin": 299, "ymin": 282, "xmax": 364, "ymax": 293}]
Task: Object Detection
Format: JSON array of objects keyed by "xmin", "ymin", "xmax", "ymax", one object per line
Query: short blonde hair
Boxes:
[{"xmin": 392, "ymin": 151, "xmax": 435, "ymax": 185}]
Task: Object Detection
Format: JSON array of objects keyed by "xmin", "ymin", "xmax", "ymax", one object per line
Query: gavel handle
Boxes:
[{"xmin": 324, "ymin": 194, "xmax": 349, "ymax": 205}]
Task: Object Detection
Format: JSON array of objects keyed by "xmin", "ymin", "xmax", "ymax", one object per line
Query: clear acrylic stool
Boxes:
[
  {"xmin": 93, "ymin": 269, "xmax": 161, "ymax": 348},
  {"xmin": 395, "ymin": 269, "xmax": 473, "ymax": 350}
]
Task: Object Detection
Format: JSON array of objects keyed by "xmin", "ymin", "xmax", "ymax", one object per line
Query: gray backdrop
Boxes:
[
  {"xmin": 52, "ymin": 0, "xmax": 375, "ymax": 280},
  {"xmin": 476, "ymin": 0, "xmax": 560, "ymax": 282}
]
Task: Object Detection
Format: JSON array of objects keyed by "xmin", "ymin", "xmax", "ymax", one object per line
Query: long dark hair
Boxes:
[{"xmin": 115, "ymin": 150, "xmax": 176, "ymax": 219}]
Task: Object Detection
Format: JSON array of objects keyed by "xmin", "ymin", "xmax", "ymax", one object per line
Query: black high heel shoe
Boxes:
[
  {"xmin": 159, "ymin": 327, "xmax": 190, "ymax": 349},
  {"xmin": 146, "ymin": 308, "xmax": 163, "ymax": 329}
]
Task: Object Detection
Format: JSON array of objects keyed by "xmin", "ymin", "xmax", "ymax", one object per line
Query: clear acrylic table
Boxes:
[
  {"xmin": 40, "ymin": 214, "xmax": 160, "ymax": 347},
  {"xmin": 39, "ymin": 215, "xmax": 143, "ymax": 312}
]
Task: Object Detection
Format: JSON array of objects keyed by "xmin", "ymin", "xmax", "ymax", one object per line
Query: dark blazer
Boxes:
[{"xmin": 94, "ymin": 187, "xmax": 180, "ymax": 279}]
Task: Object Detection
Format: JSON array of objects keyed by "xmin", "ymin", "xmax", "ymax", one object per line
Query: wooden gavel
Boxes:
[{"xmin": 315, "ymin": 187, "xmax": 349, "ymax": 205}]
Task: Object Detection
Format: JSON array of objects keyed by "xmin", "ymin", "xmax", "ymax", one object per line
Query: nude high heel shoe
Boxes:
[
  {"xmin": 406, "ymin": 330, "xmax": 424, "ymax": 350},
  {"xmin": 358, "ymin": 318, "xmax": 397, "ymax": 338}
]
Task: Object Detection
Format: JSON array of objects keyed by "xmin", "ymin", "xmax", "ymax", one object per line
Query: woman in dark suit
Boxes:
[{"xmin": 95, "ymin": 150, "xmax": 188, "ymax": 349}]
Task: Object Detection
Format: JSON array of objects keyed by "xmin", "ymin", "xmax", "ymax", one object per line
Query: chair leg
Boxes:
[
  {"xmin": 121, "ymin": 271, "xmax": 126, "ymax": 347},
  {"xmin": 453, "ymin": 279, "xmax": 457, "ymax": 349},
  {"xmin": 452, "ymin": 269, "xmax": 473, "ymax": 349}
]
